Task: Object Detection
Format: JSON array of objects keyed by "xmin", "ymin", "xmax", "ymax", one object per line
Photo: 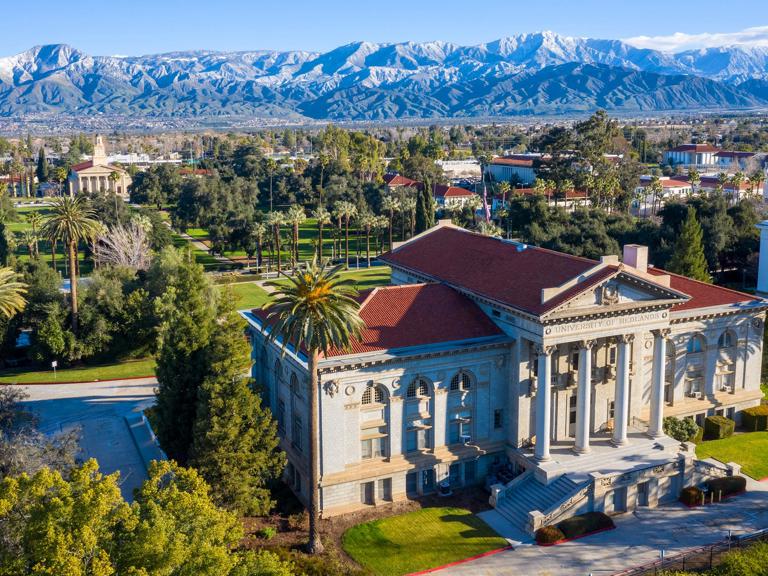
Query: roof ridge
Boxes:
[{"xmin": 652, "ymin": 267, "xmax": 760, "ymax": 302}]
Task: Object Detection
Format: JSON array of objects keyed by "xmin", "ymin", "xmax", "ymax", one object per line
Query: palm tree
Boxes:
[
  {"xmin": 25, "ymin": 211, "xmax": 43, "ymax": 257},
  {"xmin": 55, "ymin": 167, "xmax": 69, "ymax": 196},
  {"xmin": 533, "ymin": 178, "xmax": 548, "ymax": 197},
  {"xmin": 311, "ymin": 206, "xmax": 332, "ymax": 259},
  {"xmin": 496, "ymin": 181, "xmax": 511, "ymax": 219},
  {"xmin": 334, "ymin": 201, "xmax": 357, "ymax": 268},
  {"xmin": 21, "ymin": 230, "xmax": 38, "ymax": 259},
  {"xmin": 286, "ymin": 204, "xmax": 306, "ymax": 267},
  {"xmin": 729, "ymin": 172, "xmax": 745, "ymax": 204},
  {"xmin": 648, "ymin": 176, "xmax": 663, "ymax": 217},
  {"xmin": 399, "ymin": 196, "xmax": 417, "ymax": 239},
  {"xmin": 687, "ymin": 168, "xmax": 701, "ymax": 194},
  {"xmin": 0, "ymin": 267, "xmax": 27, "ymax": 319},
  {"xmin": 475, "ymin": 220, "xmax": 503, "ymax": 237},
  {"xmin": 266, "ymin": 259, "xmax": 364, "ymax": 555},
  {"xmin": 464, "ymin": 195, "xmax": 482, "ymax": 226},
  {"xmin": 372, "ymin": 215, "xmax": 389, "ymax": 255},
  {"xmin": 250, "ymin": 222, "xmax": 268, "ymax": 271},
  {"xmin": 381, "ymin": 195, "xmax": 400, "ymax": 251},
  {"xmin": 358, "ymin": 210, "xmax": 377, "ymax": 267},
  {"xmin": 748, "ymin": 171, "xmax": 763, "ymax": 198},
  {"xmin": 42, "ymin": 196, "xmax": 101, "ymax": 332},
  {"xmin": 265, "ymin": 211, "xmax": 285, "ymax": 273}
]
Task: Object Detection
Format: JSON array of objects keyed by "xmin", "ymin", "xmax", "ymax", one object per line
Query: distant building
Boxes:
[
  {"xmin": 485, "ymin": 155, "xmax": 540, "ymax": 186},
  {"xmin": 432, "ymin": 183, "xmax": 477, "ymax": 208},
  {"xmin": 663, "ymin": 144, "xmax": 720, "ymax": 169},
  {"xmin": 68, "ymin": 135, "xmax": 132, "ymax": 197},
  {"xmin": 492, "ymin": 186, "xmax": 590, "ymax": 212},
  {"xmin": 715, "ymin": 151, "xmax": 755, "ymax": 171},
  {"xmin": 383, "ymin": 173, "xmax": 422, "ymax": 190}
]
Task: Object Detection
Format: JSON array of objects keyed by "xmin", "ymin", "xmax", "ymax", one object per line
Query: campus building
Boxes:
[
  {"xmin": 242, "ymin": 223, "xmax": 766, "ymax": 531},
  {"xmin": 68, "ymin": 135, "xmax": 132, "ymax": 197}
]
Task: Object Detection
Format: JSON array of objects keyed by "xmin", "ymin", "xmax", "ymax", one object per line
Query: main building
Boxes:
[{"xmin": 243, "ymin": 222, "xmax": 766, "ymax": 533}]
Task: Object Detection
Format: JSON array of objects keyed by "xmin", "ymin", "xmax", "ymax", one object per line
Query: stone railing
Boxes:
[
  {"xmin": 693, "ymin": 459, "xmax": 730, "ymax": 479},
  {"xmin": 528, "ymin": 480, "xmax": 593, "ymax": 533},
  {"xmin": 489, "ymin": 468, "xmax": 533, "ymax": 508}
]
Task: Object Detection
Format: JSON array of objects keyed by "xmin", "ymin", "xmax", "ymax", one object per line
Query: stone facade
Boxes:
[{"xmin": 68, "ymin": 135, "xmax": 131, "ymax": 197}]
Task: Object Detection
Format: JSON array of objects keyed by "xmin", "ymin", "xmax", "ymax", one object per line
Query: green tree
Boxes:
[
  {"xmin": 36, "ymin": 147, "xmax": 49, "ymax": 183},
  {"xmin": 285, "ymin": 204, "xmax": 306, "ymax": 266},
  {"xmin": 190, "ymin": 301, "xmax": 285, "ymax": 515},
  {"xmin": 0, "ymin": 267, "xmax": 26, "ymax": 319},
  {"xmin": 41, "ymin": 196, "xmax": 101, "ymax": 332},
  {"xmin": 415, "ymin": 185, "xmax": 429, "ymax": 234},
  {"xmin": 667, "ymin": 207, "xmax": 712, "ymax": 283},
  {"xmin": 267, "ymin": 259, "xmax": 364, "ymax": 554},
  {"xmin": 311, "ymin": 206, "xmax": 332, "ymax": 259},
  {"xmin": 153, "ymin": 249, "xmax": 218, "ymax": 464}
]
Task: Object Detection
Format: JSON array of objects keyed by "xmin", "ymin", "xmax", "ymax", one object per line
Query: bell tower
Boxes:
[{"xmin": 93, "ymin": 134, "xmax": 107, "ymax": 165}]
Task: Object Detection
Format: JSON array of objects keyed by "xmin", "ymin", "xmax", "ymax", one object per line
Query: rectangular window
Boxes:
[
  {"xmin": 406, "ymin": 426, "xmax": 430, "ymax": 452},
  {"xmin": 292, "ymin": 417, "xmax": 303, "ymax": 452},
  {"xmin": 360, "ymin": 481, "xmax": 374, "ymax": 505},
  {"xmin": 571, "ymin": 351, "xmax": 579, "ymax": 370},
  {"xmin": 377, "ymin": 478, "xmax": 392, "ymax": 501},
  {"xmin": 361, "ymin": 437, "xmax": 386, "ymax": 460},
  {"xmin": 494, "ymin": 409, "xmax": 503, "ymax": 430},
  {"xmin": 609, "ymin": 346, "xmax": 617, "ymax": 365},
  {"xmin": 277, "ymin": 399, "xmax": 285, "ymax": 433},
  {"xmin": 608, "ymin": 400, "xmax": 615, "ymax": 420},
  {"xmin": 406, "ymin": 472, "xmax": 418, "ymax": 496}
]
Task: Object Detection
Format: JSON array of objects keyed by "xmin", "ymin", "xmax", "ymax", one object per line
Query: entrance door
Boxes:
[
  {"xmin": 568, "ymin": 394, "xmax": 577, "ymax": 438},
  {"xmin": 360, "ymin": 481, "xmax": 374, "ymax": 505},
  {"xmin": 637, "ymin": 481, "xmax": 650, "ymax": 507},
  {"xmin": 613, "ymin": 487, "xmax": 627, "ymax": 513},
  {"xmin": 422, "ymin": 469, "xmax": 436, "ymax": 494}
]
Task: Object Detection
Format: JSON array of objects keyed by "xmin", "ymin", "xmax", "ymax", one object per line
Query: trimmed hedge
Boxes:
[
  {"xmin": 557, "ymin": 512, "xmax": 614, "ymax": 540},
  {"xmin": 705, "ymin": 475, "xmax": 747, "ymax": 498},
  {"xmin": 535, "ymin": 525, "xmax": 566, "ymax": 545},
  {"xmin": 704, "ymin": 415, "xmax": 736, "ymax": 440},
  {"xmin": 680, "ymin": 486, "xmax": 704, "ymax": 506},
  {"xmin": 743, "ymin": 405, "xmax": 768, "ymax": 432}
]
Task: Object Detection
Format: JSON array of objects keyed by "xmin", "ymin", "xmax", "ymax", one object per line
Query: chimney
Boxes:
[{"xmin": 623, "ymin": 244, "xmax": 648, "ymax": 274}]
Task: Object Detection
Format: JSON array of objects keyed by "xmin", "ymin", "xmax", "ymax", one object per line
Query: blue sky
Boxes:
[{"xmin": 2, "ymin": 0, "xmax": 768, "ymax": 55}]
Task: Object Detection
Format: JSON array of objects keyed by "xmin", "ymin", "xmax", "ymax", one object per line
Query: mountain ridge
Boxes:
[{"xmin": 1, "ymin": 32, "xmax": 767, "ymax": 121}]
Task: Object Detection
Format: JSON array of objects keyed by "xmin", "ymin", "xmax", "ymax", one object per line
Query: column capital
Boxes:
[
  {"xmin": 534, "ymin": 344, "xmax": 556, "ymax": 356},
  {"xmin": 651, "ymin": 328, "xmax": 672, "ymax": 339},
  {"xmin": 617, "ymin": 334, "xmax": 635, "ymax": 345},
  {"xmin": 577, "ymin": 339, "xmax": 596, "ymax": 350}
]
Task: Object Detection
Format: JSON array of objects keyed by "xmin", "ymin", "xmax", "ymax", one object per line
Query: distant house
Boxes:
[
  {"xmin": 0, "ymin": 174, "xmax": 34, "ymax": 197},
  {"xmin": 485, "ymin": 155, "xmax": 540, "ymax": 186},
  {"xmin": 431, "ymin": 183, "xmax": 477, "ymax": 208},
  {"xmin": 492, "ymin": 186, "xmax": 589, "ymax": 212},
  {"xmin": 634, "ymin": 177, "xmax": 694, "ymax": 216},
  {"xmin": 663, "ymin": 144, "xmax": 719, "ymax": 168},
  {"xmin": 68, "ymin": 135, "xmax": 132, "ymax": 197},
  {"xmin": 715, "ymin": 151, "xmax": 755, "ymax": 171},
  {"xmin": 383, "ymin": 173, "xmax": 422, "ymax": 190}
]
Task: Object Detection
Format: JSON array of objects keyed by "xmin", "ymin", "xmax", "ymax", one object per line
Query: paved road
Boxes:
[
  {"xmin": 21, "ymin": 378, "xmax": 158, "ymax": 501},
  {"xmin": 442, "ymin": 477, "xmax": 768, "ymax": 576}
]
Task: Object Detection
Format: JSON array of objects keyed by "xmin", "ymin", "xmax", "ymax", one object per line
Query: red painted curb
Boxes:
[
  {"xmin": 536, "ymin": 525, "xmax": 616, "ymax": 546},
  {"xmin": 759, "ymin": 477, "xmax": 768, "ymax": 482},
  {"xmin": 0, "ymin": 374, "xmax": 156, "ymax": 385},
  {"xmin": 407, "ymin": 545, "xmax": 514, "ymax": 575}
]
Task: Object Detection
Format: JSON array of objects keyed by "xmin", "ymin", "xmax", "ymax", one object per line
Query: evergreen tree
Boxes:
[
  {"xmin": 36, "ymin": 147, "xmax": 49, "ymax": 183},
  {"xmin": 414, "ymin": 185, "xmax": 428, "ymax": 234},
  {"xmin": 190, "ymin": 299, "xmax": 285, "ymax": 515},
  {"xmin": 425, "ymin": 183, "xmax": 436, "ymax": 229},
  {"xmin": 154, "ymin": 250, "xmax": 218, "ymax": 464},
  {"xmin": 667, "ymin": 207, "xmax": 712, "ymax": 283}
]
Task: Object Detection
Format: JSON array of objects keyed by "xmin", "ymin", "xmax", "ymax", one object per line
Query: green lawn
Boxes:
[
  {"xmin": 226, "ymin": 282, "xmax": 272, "ymax": 310},
  {"xmin": 342, "ymin": 507, "xmax": 507, "ymax": 576},
  {"xmin": 0, "ymin": 357, "xmax": 156, "ymax": 384},
  {"xmin": 696, "ymin": 432, "xmax": 768, "ymax": 480}
]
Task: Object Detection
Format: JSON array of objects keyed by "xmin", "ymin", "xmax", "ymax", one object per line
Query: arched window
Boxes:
[
  {"xmin": 687, "ymin": 335, "xmax": 705, "ymax": 354},
  {"xmin": 406, "ymin": 377, "xmax": 429, "ymax": 398},
  {"xmin": 290, "ymin": 372, "xmax": 300, "ymax": 397},
  {"xmin": 362, "ymin": 385, "xmax": 385, "ymax": 405},
  {"xmin": 718, "ymin": 331, "xmax": 734, "ymax": 349},
  {"xmin": 450, "ymin": 371, "xmax": 473, "ymax": 391}
]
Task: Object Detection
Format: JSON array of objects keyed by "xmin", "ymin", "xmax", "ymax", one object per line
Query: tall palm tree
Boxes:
[
  {"xmin": 358, "ymin": 210, "xmax": 377, "ymax": 267},
  {"xmin": 265, "ymin": 211, "xmax": 285, "ymax": 273},
  {"xmin": 334, "ymin": 201, "xmax": 357, "ymax": 268},
  {"xmin": 311, "ymin": 206, "xmax": 332, "ymax": 259},
  {"xmin": 464, "ymin": 195, "xmax": 482, "ymax": 226},
  {"xmin": 250, "ymin": 221, "xmax": 268, "ymax": 271},
  {"xmin": 749, "ymin": 171, "xmax": 763, "ymax": 198},
  {"xmin": 532, "ymin": 178, "xmax": 548, "ymax": 197},
  {"xmin": 729, "ymin": 172, "xmax": 745, "ymax": 204},
  {"xmin": 496, "ymin": 181, "xmax": 511, "ymax": 218},
  {"xmin": 381, "ymin": 195, "xmax": 400, "ymax": 251},
  {"xmin": 266, "ymin": 258, "xmax": 364, "ymax": 555},
  {"xmin": 648, "ymin": 176, "xmax": 663, "ymax": 217},
  {"xmin": 0, "ymin": 267, "xmax": 26, "ymax": 319},
  {"xmin": 55, "ymin": 167, "xmax": 69, "ymax": 196},
  {"xmin": 25, "ymin": 211, "xmax": 43, "ymax": 257},
  {"xmin": 687, "ymin": 168, "xmax": 701, "ymax": 194},
  {"xmin": 286, "ymin": 204, "xmax": 307, "ymax": 266},
  {"xmin": 399, "ymin": 196, "xmax": 417, "ymax": 240},
  {"xmin": 42, "ymin": 196, "xmax": 101, "ymax": 332},
  {"xmin": 21, "ymin": 230, "xmax": 38, "ymax": 259}
]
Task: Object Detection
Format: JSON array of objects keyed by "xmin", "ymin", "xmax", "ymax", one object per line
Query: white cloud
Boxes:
[{"xmin": 624, "ymin": 26, "xmax": 768, "ymax": 53}]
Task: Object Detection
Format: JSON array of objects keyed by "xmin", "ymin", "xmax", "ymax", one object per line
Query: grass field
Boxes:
[
  {"xmin": 0, "ymin": 357, "xmax": 156, "ymax": 384},
  {"xmin": 342, "ymin": 507, "xmax": 507, "ymax": 576},
  {"xmin": 696, "ymin": 432, "xmax": 768, "ymax": 480},
  {"xmin": 227, "ymin": 282, "xmax": 272, "ymax": 310}
]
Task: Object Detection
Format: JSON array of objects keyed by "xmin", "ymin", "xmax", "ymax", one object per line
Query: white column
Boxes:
[
  {"xmin": 389, "ymin": 397, "xmax": 403, "ymax": 458},
  {"xmin": 535, "ymin": 345, "xmax": 554, "ymax": 461},
  {"xmin": 433, "ymin": 389, "xmax": 448, "ymax": 449},
  {"xmin": 612, "ymin": 335, "xmax": 633, "ymax": 447},
  {"xmin": 648, "ymin": 329, "xmax": 670, "ymax": 438},
  {"xmin": 574, "ymin": 340, "xmax": 594, "ymax": 454}
]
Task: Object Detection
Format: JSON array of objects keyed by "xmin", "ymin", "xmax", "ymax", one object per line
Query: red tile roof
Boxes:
[
  {"xmin": 512, "ymin": 187, "xmax": 589, "ymax": 199},
  {"xmin": 380, "ymin": 226, "xmax": 762, "ymax": 316},
  {"xmin": 71, "ymin": 160, "xmax": 93, "ymax": 172},
  {"xmin": 432, "ymin": 184, "xmax": 475, "ymax": 198},
  {"xmin": 638, "ymin": 178, "xmax": 691, "ymax": 189},
  {"xmin": 647, "ymin": 268, "xmax": 758, "ymax": 312},
  {"xmin": 667, "ymin": 144, "xmax": 720, "ymax": 153},
  {"xmin": 383, "ymin": 173, "xmax": 421, "ymax": 188},
  {"xmin": 251, "ymin": 283, "xmax": 504, "ymax": 357},
  {"xmin": 491, "ymin": 157, "xmax": 535, "ymax": 167}
]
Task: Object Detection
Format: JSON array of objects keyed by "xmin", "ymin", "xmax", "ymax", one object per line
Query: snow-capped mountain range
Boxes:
[{"xmin": 2, "ymin": 31, "xmax": 768, "ymax": 120}]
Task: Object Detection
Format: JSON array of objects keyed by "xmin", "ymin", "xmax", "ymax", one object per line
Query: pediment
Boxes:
[{"xmin": 547, "ymin": 271, "xmax": 689, "ymax": 317}]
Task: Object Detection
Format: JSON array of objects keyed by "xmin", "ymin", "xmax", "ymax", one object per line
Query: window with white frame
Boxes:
[
  {"xmin": 406, "ymin": 420, "xmax": 431, "ymax": 452},
  {"xmin": 685, "ymin": 368, "xmax": 704, "ymax": 396},
  {"xmin": 360, "ymin": 384, "xmax": 388, "ymax": 460},
  {"xmin": 687, "ymin": 335, "xmax": 705, "ymax": 354}
]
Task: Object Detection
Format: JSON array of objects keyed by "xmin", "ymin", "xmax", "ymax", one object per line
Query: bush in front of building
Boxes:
[
  {"xmin": 742, "ymin": 405, "xmax": 768, "ymax": 431},
  {"xmin": 557, "ymin": 511, "xmax": 615, "ymax": 540},
  {"xmin": 663, "ymin": 416, "xmax": 699, "ymax": 442},
  {"xmin": 680, "ymin": 485, "xmax": 704, "ymax": 506},
  {"xmin": 703, "ymin": 415, "xmax": 735, "ymax": 440},
  {"xmin": 535, "ymin": 525, "xmax": 566, "ymax": 545},
  {"xmin": 705, "ymin": 475, "xmax": 747, "ymax": 498}
]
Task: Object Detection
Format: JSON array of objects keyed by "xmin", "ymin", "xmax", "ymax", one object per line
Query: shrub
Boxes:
[
  {"xmin": 257, "ymin": 526, "xmax": 277, "ymax": 540},
  {"xmin": 693, "ymin": 426, "xmax": 704, "ymax": 443},
  {"xmin": 704, "ymin": 415, "xmax": 735, "ymax": 440},
  {"xmin": 535, "ymin": 525, "xmax": 566, "ymax": 545},
  {"xmin": 742, "ymin": 405, "xmax": 768, "ymax": 432},
  {"xmin": 288, "ymin": 510, "xmax": 308, "ymax": 531},
  {"xmin": 705, "ymin": 475, "xmax": 747, "ymax": 498},
  {"xmin": 556, "ymin": 511, "xmax": 614, "ymax": 540},
  {"xmin": 663, "ymin": 416, "xmax": 699, "ymax": 442},
  {"xmin": 680, "ymin": 486, "xmax": 704, "ymax": 506}
]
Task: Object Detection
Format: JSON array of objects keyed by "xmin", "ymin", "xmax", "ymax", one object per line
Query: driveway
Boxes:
[
  {"xmin": 21, "ymin": 378, "xmax": 157, "ymax": 501},
  {"xmin": 442, "ymin": 477, "xmax": 768, "ymax": 575}
]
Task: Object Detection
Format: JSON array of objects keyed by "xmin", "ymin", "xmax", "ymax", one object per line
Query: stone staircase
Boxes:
[{"xmin": 494, "ymin": 474, "xmax": 585, "ymax": 532}]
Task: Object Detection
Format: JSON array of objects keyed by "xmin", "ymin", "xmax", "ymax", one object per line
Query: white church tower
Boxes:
[{"xmin": 93, "ymin": 134, "xmax": 107, "ymax": 166}]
